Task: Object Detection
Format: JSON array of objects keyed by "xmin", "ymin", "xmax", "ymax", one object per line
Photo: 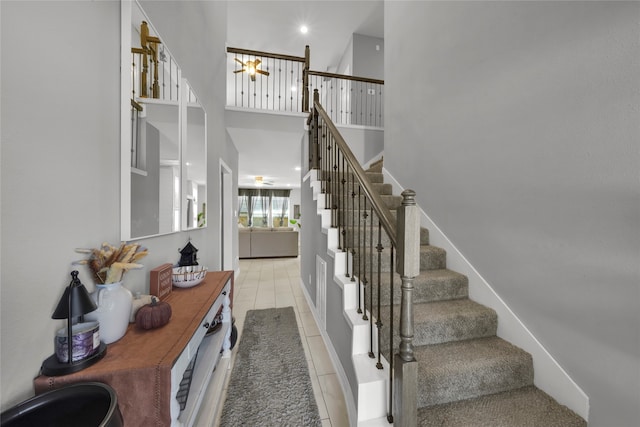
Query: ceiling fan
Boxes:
[
  {"xmin": 234, "ymin": 58, "xmax": 270, "ymax": 81},
  {"xmin": 254, "ymin": 176, "xmax": 274, "ymax": 186}
]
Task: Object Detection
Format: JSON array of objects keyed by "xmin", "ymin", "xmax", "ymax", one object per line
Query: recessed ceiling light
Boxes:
[
  {"xmin": 294, "ymin": 166, "xmax": 301, "ymax": 171},
  {"xmin": 300, "ymin": 25, "xmax": 308, "ymax": 34}
]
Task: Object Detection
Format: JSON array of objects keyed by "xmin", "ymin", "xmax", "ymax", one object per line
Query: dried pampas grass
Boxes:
[{"xmin": 75, "ymin": 242, "xmax": 148, "ymax": 284}]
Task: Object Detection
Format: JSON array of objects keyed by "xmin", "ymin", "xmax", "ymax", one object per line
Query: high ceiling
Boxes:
[{"xmin": 227, "ymin": 0, "xmax": 384, "ymax": 188}]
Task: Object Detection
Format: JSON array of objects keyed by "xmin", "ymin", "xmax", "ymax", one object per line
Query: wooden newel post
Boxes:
[
  {"xmin": 303, "ymin": 45, "xmax": 310, "ymax": 113},
  {"xmin": 139, "ymin": 21, "xmax": 150, "ymax": 98},
  {"xmin": 309, "ymin": 89, "xmax": 320, "ymax": 169},
  {"xmin": 394, "ymin": 189, "xmax": 420, "ymax": 426}
]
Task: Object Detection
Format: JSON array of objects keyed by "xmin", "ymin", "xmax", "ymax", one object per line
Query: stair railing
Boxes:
[
  {"xmin": 227, "ymin": 46, "xmax": 383, "ymax": 127},
  {"xmin": 309, "ymin": 89, "xmax": 419, "ymax": 426}
]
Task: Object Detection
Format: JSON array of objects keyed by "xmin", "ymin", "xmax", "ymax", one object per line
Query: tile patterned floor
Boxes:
[{"xmin": 214, "ymin": 257, "xmax": 350, "ymax": 427}]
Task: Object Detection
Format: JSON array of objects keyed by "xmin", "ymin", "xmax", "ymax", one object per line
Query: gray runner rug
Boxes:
[{"xmin": 219, "ymin": 307, "xmax": 322, "ymax": 426}]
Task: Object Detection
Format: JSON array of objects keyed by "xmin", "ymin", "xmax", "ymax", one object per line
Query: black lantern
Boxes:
[
  {"xmin": 178, "ymin": 240, "xmax": 199, "ymax": 267},
  {"xmin": 41, "ymin": 271, "xmax": 107, "ymax": 376}
]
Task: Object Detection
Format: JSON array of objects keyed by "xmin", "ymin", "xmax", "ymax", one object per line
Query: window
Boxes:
[
  {"xmin": 238, "ymin": 189, "xmax": 291, "ymax": 228},
  {"xmin": 271, "ymin": 196, "xmax": 289, "ymax": 227}
]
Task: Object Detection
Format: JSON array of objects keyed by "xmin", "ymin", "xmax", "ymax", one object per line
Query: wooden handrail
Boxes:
[
  {"xmin": 226, "ymin": 46, "xmax": 306, "ymax": 63},
  {"xmin": 308, "ymin": 70, "xmax": 384, "ymax": 85}
]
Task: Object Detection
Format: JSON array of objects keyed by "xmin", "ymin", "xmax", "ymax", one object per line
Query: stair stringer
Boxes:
[
  {"xmin": 308, "ymin": 170, "xmax": 392, "ymax": 425},
  {"xmin": 382, "ymin": 168, "xmax": 590, "ymax": 421}
]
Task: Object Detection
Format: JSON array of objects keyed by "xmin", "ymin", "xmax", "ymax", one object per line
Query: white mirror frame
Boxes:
[
  {"xmin": 121, "ymin": 1, "xmax": 207, "ymax": 241},
  {"xmin": 120, "ymin": 0, "xmax": 134, "ymax": 241}
]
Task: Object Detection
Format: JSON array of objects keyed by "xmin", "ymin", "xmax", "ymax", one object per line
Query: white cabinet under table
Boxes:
[{"xmin": 35, "ymin": 271, "xmax": 233, "ymax": 426}]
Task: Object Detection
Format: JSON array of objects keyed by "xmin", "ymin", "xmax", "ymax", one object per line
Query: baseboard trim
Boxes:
[
  {"xmin": 383, "ymin": 169, "xmax": 589, "ymax": 421},
  {"xmin": 298, "ymin": 277, "xmax": 359, "ymax": 427}
]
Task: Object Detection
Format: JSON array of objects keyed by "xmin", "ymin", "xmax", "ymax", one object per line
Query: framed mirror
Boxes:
[
  {"xmin": 130, "ymin": 101, "xmax": 180, "ymax": 238},
  {"xmin": 121, "ymin": 1, "xmax": 207, "ymax": 240},
  {"xmin": 182, "ymin": 81, "xmax": 207, "ymax": 230}
]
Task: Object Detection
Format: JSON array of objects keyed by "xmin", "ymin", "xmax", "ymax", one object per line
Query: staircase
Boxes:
[{"xmin": 358, "ymin": 158, "xmax": 586, "ymax": 426}]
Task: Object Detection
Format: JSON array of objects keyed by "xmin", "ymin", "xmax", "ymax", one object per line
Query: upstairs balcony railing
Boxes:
[
  {"xmin": 226, "ymin": 46, "xmax": 309, "ymax": 114},
  {"xmin": 307, "ymin": 71, "xmax": 384, "ymax": 127},
  {"xmin": 226, "ymin": 46, "xmax": 384, "ymax": 127}
]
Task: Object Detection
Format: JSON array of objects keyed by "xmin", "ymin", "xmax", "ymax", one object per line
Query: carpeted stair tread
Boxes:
[
  {"xmin": 328, "ymin": 192, "xmax": 401, "ymax": 211},
  {"xmin": 417, "ymin": 385, "xmax": 586, "ymax": 427},
  {"xmin": 347, "ymin": 193, "xmax": 401, "ymax": 209},
  {"xmin": 376, "ymin": 269, "xmax": 468, "ymax": 305},
  {"xmin": 324, "ymin": 178, "xmax": 383, "ymax": 199},
  {"xmin": 366, "ymin": 158, "xmax": 384, "ymax": 173},
  {"xmin": 379, "ymin": 298, "xmax": 497, "ymax": 350},
  {"xmin": 371, "ymin": 182, "xmax": 392, "ymax": 195},
  {"xmin": 412, "ymin": 299, "xmax": 497, "ymax": 345},
  {"xmin": 355, "ymin": 244, "xmax": 446, "ymax": 273},
  {"xmin": 380, "ymin": 194, "xmax": 402, "ymax": 209},
  {"xmin": 419, "ymin": 244, "xmax": 447, "ymax": 270},
  {"xmin": 364, "ymin": 171, "xmax": 384, "ymax": 183},
  {"xmin": 415, "ymin": 336, "xmax": 534, "ymax": 407},
  {"xmin": 330, "ymin": 180, "xmax": 390, "ymax": 194},
  {"xmin": 341, "ymin": 225, "xmax": 429, "ymax": 246}
]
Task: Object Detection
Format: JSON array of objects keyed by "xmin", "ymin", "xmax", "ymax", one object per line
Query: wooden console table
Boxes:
[{"xmin": 35, "ymin": 271, "xmax": 233, "ymax": 427}]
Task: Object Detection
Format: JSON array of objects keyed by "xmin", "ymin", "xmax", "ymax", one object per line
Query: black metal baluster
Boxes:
[
  {"xmin": 350, "ymin": 175, "xmax": 356, "ymax": 283},
  {"xmin": 320, "ymin": 121, "xmax": 326, "ymax": 198},
  {"xmin": 340, "ymin": 155, "xmax": 346, "ymax": 252},
  {"xmin": 338, "ymin": 154, "xmax": 342, "ymax": 249},
  {"xmin": 328, "ymin": 132, "xmax": 333, "ymax": 217},
  {"xmin": 331, "ymin": 135, "xmax": 337, "ymax": 228},
  {"xmin": 376, "ymin": 221, "xmax": 384, "ymax": 370},
  {"xmin": 387, "ymin": 245, "xmax": 395, "ymax": 424},
  {"xmin": 277, "ymin": 59, "xmax": 282, "ymax": 111},
  {"xmin": 296, "ymin": 61, "xmax": 300, "ymax": 112},
  {"xmin": 368, "ymin": 205, "xmax": 375, "ymax": 358},
  {"xmin": 260, "ymin": 55, "xmax": 264, "ymax": 110},
  {"xmin": 358, "ymin": 181, "xmax": 367, "ymax": 314},
  {"xmin": 362, "ymin": 197, "xmax": 369, "ymax": 323}
]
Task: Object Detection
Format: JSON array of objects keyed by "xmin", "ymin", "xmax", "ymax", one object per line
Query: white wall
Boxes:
[
  {"xmin": 385, "ymin": 1, "xmax": 639, "ymax": 425},
  {"xmin": 352, "ymin": 33, "xmax": 384, "ymax": 80},
  {"xmin": 0, "ymin": 0, "xmax": 234, "ymax": 409},
  {"xmin": 336, "ymin": 125, "xmax": 384, "ymax": 165},
  {"xmin": 336, "ymin": 33, "xmax": 384, "ymax": 80}
]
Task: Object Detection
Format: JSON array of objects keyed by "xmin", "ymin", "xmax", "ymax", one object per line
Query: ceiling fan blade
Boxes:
[
  {"xmin": 234, "ymin": 58, "xmax": 245, "ymax": 66},
  {"xmin": 254, "ymin": 59, "xmax": 261, "ymax": 66},
  {"xmin": 256, "ymin": 69, "xmax": 270, "ymax": 76},
  {"xmin": 233, "ymin": 69, "xmax": 246, "ymax": 74}
]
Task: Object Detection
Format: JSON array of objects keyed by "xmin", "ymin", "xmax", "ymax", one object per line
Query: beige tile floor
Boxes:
[{"xmin": 215, "ymin": 257, "xmax": 350, "ymax": 427}]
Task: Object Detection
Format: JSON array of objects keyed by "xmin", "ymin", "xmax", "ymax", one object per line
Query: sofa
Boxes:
[{"xmin": 239, "ymin": 227, "xmax": 299, "ymax": 258}]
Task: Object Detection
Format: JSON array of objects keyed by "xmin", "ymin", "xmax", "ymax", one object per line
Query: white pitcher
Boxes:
[{"xmin": 85, "ymin": 282, "xmax": 133, "ymax": 344}]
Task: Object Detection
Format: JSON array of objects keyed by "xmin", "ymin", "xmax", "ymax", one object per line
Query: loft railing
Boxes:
[
  {"xmin": 308, "ymin": 90, "xmax": 419, "ymax": 426},
  {"xmin": 226, "ymin": 46, "xmax": 383, "ymax": 127},
  {"xmin": 226, "ymin": 46, "xmax": 309, "ymax": 113},
  {"xmin": 308, "ymin": 71, "xmax": 383, "ymax": 127}
]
